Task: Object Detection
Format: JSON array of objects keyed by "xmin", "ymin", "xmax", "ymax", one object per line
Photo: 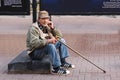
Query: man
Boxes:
[{"xmin": 26, "ymin": 10, "xmax": 75, "ymax": 75}]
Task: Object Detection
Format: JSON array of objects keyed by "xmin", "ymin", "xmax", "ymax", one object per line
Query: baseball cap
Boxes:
[{"xmin": 38, "ymin": 10, "xmax": 50, "ymax": 19}]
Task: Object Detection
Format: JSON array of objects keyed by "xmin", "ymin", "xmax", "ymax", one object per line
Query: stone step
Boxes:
[{"xmin": 8, "ymin": 50, "xmax": 52, "ymax": 74}]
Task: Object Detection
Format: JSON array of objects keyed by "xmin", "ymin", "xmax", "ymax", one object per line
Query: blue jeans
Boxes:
[{"xmin": 31, "ymin": 38, "xmax": 69, "ymax": 68}]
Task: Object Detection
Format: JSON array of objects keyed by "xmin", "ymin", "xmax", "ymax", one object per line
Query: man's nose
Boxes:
[{"xmin": 45, "ymin": 19, "xmax": 48, "ymax": 22}]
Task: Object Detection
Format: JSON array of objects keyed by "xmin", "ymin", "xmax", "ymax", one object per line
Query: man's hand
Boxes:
[
  {"xmin": 47, "ymin": 37, "xmax": 57, "ymax": 44},
  {"xmin": 47, "ymin": 21, "xmax": 54, "ymax": 29}
]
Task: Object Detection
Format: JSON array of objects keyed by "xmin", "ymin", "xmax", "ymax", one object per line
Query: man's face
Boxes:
[{"xmin": 38, "ymin": 18, "xmax": 50, "ymax": 26}]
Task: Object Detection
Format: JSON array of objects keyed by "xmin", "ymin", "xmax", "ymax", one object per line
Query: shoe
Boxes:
[
  {"xmin": 52, "ymin": 67, "xmax": 70, "ymax": 75},
  {"xmin": 61, "ymin": 62, "xmax": 75, "ymax": 69}
]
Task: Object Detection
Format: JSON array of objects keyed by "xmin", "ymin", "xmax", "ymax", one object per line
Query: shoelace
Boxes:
[
  {"xmin": 57, "ymin": 69, "xmax": 65, "ymax": 75},
  {"xmin": 63, "ymin": 63, "xmax": 71, "ymax": 69}
]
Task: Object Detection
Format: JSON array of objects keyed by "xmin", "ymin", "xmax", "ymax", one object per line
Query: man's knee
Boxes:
[
  {"xmin": 60, "ymin": 38, "xmax": 66, "ymax": 43},
  {"xmin": 46, "ymin": 44, "xmax": 56, "ymax": 50}
]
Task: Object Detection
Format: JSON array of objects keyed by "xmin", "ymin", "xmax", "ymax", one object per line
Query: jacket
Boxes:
[{"xmin": 26, "ymin": 22, "xmax": 62, "ymax": 54}]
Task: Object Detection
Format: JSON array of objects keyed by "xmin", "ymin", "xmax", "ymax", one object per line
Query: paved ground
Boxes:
[{"xmin": 0, "ymin": 15, "xmax": 120, "ymax": 80}]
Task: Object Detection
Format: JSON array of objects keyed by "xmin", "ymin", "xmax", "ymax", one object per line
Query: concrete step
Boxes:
[{"xmin": 8, "ymin": 50, "xmax": 52, "ymax": 74}]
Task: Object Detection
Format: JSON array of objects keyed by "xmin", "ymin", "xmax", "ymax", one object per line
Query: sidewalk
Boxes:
[
  {"xmin": 0, "ymin": 15, "xmax": 120, "ymax": 34},
  {"xmin": 0, "ymin": 15, "xmax": 120, "ymax": 80}
]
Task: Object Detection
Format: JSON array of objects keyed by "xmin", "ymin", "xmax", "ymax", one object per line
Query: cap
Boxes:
[{"xmin": 38, "ymin": 10, "xmax": 50, "ymax": 19}]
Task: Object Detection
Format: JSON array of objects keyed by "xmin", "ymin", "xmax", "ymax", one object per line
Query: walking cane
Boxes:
[
  {"xmin": 46, "ymin": 16, "xmax": 106, "ymax": 73},
  {"xmin": 59, "ymin": 40, "xmax": 106, "ymax": 73}
]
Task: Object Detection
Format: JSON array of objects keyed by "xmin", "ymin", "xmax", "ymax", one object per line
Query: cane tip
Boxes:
[{"xmin": 103, "ymin": 70, "xmax": 106, "ymax": 73}]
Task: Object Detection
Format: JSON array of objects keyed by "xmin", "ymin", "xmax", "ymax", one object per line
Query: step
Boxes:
[{"xmin": 8, "ymin": 50, "xmax": 52, "ymax": 74}]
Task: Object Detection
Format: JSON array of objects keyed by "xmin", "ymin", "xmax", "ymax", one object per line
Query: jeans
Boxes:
[{"xmin": 31, "ymin": 38, "xmax": 69, "ymax": 68}]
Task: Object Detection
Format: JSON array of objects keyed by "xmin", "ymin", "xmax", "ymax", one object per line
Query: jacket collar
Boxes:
[{"xmin": 32, "ymin": 22, "xmax": 39, "ymax": 29}]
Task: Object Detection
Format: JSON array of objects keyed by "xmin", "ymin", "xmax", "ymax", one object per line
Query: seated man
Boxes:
[{"xmin": 26, "ymin": 10, "xmax": 75, "ymax": 75}]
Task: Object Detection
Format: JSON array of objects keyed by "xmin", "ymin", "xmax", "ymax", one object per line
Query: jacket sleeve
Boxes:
[
  {"xmin": 51, "ymin": 27, "xmax": 63, "ymax": 39},
  {"xmin": 28, "ymin": 27, "xmax": 47, "ymax": 49}
]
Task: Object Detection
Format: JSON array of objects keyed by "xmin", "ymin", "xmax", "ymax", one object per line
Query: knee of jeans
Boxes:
[
  {"xmin": 47, "ymin": 44, "xmax": 56, "ymax": 50},
  {"xmin": 60, "ymin": 38, "xmax": 66, "ymax": 43}
]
